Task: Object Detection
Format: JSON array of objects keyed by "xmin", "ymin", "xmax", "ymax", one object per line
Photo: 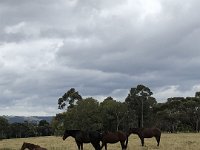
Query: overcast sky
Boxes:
[{"xmin": 0, "ymin": 0, "xmax": 200, "ymax": 116}]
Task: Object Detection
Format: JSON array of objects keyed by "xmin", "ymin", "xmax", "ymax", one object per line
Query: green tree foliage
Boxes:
[
  {"xmin": 125, "ymin": 85, "xmax": 157, "ymax": 128},
  {"xmin": 51, "ymin": 113, "xmax": 66, "ymax": 135},
  {"xmin": 155, "ymin": 97, "xmax": 200, "ymax": 132},
  {"xmin": 54, "ymin": 97, "xmax": 102, "ymax": 133},
  {"xmin": 6, "ymin": 121, "xmax": 52, "ymax": 138},
  {"xmin": 58, "ymin": 88, "xmax": 82, "ymax": 109},
  {"xmin": 23, "ymin": 121, "xmax": 37, "ymax": 137},
  {"xmin": 38, "ymin": 120, "xmax": 49, "ymax": 126},
  {"xmin": 195, "ymin": 91, "xmax": 200, "ymax": 98},
  {"xmin": 183, "ymin": 97, "xmax": 200, "ymax": 132},
  {"xmin": 100, "ymin": 97, "xmax": 128, "ymax": 131},
  {"xmin": 155, "ymin": 98, "xmax": 184, "ymax": 132},
  {"xmin": 74, "ymin": 97, "xmax": 102, "ymax": 130},
  {"xmin": 0, "ymin": 117, "xmax": 9, "ymax": 139},
  {"xmin": 37, "ymin": 120, "xmax": 52, "ymax": 136},
  {"xmin": 9, "ymin": 123, "xmax": 30, "ymax": 138}
]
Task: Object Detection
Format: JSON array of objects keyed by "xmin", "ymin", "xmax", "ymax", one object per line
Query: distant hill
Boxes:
[{"xmin": 2, "ymin": 116, "xmax": 54, "ymax": 124}]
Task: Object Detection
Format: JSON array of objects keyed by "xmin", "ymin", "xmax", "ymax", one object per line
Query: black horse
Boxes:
[
  {"xmin": 129, "ymin": 128, "xmax": 161, "ymax": 146},
  {"xmin": 100, "ymin": 131, "xmax": 128, "ymax": 150},
  {"xmin": 63, "ymin": 129, "xmax": 102, "ymax": 150}
]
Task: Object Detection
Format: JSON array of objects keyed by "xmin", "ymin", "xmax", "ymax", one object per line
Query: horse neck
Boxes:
[
  {"xmin": 21, "ymin": 145, "xmax": 26, "ymax": 150},
  {"xmin": 131, "ymin": 128, "xmax": 141, "ymax": 135}
]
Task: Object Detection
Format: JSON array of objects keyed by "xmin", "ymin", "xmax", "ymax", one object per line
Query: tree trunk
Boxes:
[
  {"xmin": 196, "ymin": 119, "xmax": 199, "ymax": 132},
  {"xmin": 138, "ymin": 117, "xmax": 141, "ymax": 128},
  {"xmin": 116, "ymin": 114, "xmax": 119, "ymax": 131},
  {"xmin": 141, "ymin": 99, "xmax": 144, "ymax": 128}
]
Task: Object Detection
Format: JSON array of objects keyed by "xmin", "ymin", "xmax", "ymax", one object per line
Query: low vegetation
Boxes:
[{"xmin": 0, "ymin": 133, "xmax": 200, "ymax": 150}]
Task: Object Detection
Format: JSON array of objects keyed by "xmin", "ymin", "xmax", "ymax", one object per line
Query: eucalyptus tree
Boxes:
[
  {"xmin": 183, "ymin": 97, "xmax": 200, "ymax": 132},
  {"xmin": 100, "ymin": 97, "xmax": 128, "ymax": 131},
  {"xmin": 75, "ymin": 97, "xmax": 102, "ymax": 130},
  {"xmin": 58, "ymin": 88, "xmax": 82, "ymax": 109},
  {"xmin": 156, "ymin": 98, "xmax": 184, "ymax": 132},
  {"xmin": 0, "ymin": 117, "xmax": 9, "ymax": 139},
  {"xmin": 195, "ymin": 92, "xmax": 200, "ymax": 98},
  {"xmin": 125, "ymin": 85, "xmax": 156, "ymax": 128}
]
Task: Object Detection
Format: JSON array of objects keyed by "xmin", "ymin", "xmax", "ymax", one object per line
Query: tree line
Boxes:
[
  {"xmin": 53, "ymin": 85, "xmax": 200, "ymax": 135},
  {"xmin": 1, "ymin": 84, "xmax": 200, "ymax": 139},
  {"xmin": 0, "ymin": 119, "xmax": 52, "ymax": 139}
]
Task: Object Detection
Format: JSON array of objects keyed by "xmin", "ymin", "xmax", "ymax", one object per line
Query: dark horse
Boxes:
[
  {"xmin": 100, "ymin": 131, "xmax": 128, "ymax": 150},
  {"xmin": 21, "ymin": 142, "xmax": 47, "ymax": 150},
  {"xmin": 63, "ymin": 129, "xmax": 102, "ymax": 150},
  {"xmin": 129, "ymin": 128, "xmax": 161, "ymax": 146}
]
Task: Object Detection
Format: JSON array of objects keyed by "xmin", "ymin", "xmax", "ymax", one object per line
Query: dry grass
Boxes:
[{"xmin": 0, "ymin": 133, "xmax": 199, "ymax": 150}]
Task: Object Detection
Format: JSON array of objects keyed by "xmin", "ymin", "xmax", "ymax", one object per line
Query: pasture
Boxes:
[{"xmin": 0, "ymin": 133, "xmax": 199, "ymax": 150}]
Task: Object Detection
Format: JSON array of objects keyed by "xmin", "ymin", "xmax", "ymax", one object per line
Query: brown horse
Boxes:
[
  {"xmin": 21, "ymin": 142, "xmax": 47, "ymax": 150},
  {"xmin": 100, "ymin": 131, "xmax": 128, "ymax": 150},
  {"xmin": 63, "ymin": 129, "xmax": 102, "ymax": 150},
  {"xmin": 129, "ymin": 128, "xmax": 161, "ymax": 146}
]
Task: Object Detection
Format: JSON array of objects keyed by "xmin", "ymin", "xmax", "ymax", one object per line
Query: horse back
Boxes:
[
  {"xmin": 117, "ymin": 131, "xmax": 127, "ymax": 141},
  {"xmin": 142, "ymin": 128, "xmax": 161, "ymax": 138},
  {"xmin": 152, "ymin": 128, "xmax": 161, "ymax": 136},
  {"xmin": 103, "ymin": 134, "xmax": 119, "ymax": 143},
  {"xmin": 102, "ymin": 131, "xmax": 126, "ymax": 143}
]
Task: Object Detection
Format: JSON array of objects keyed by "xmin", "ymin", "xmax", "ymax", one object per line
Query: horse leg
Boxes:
[
  {"xmin": 140, "ymin": 137, "xmax": 144, "ymax": 146},
  {"xmin": 104, "ymin": 143, "xmax": 107, "ymax": 150},
  {"xmin": 91, "ymin": 142, "xmax": 101, "ymax": 150},
  {"xmin": 77, "ymin": 143, "xmax": 81, "ymax": 150},
  {"xmin": 100, "ymin": 142, "xmax": 105, "ymax": 150},
  {"xmin": 125, "ymin": 136, "xmax": 129, "ymax": 148},
  {"xmin": 120, "ymin": 141, "xmax": 126, "ymax": 150},
  {"xmin": 76, "ymin": 141, "xmax": 81, "ymax": 150},
  {"xmin": 155, "ymin": 135, "xmax": 161, "ymax": 146},
  {"xmin": 81, "ymin": 143, "xmax": 83, "ymax": 150}
]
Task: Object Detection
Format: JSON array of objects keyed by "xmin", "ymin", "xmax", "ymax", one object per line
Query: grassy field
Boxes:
[{"xmin": 0, "ymin": 133, "xmax": 200, "ymax": 150}]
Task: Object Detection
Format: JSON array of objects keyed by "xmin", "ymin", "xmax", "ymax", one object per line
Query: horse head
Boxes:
[
  {"xmin": 63, "ymin": 130, "xmax": 70, "ymax": 140},
  {"xmin": 20, "ymin": 142, "xmax": 26, "ymax": 150}
]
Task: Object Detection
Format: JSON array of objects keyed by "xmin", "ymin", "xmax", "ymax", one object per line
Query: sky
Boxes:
[{"xmin": 0, "ymin": 0, "xmax": 200, "ymax": 116}]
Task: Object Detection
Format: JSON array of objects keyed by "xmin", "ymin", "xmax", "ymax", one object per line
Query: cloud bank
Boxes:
[{"xmin": 1, "ymin": 0, "xmax": 200, "ymax": 115}]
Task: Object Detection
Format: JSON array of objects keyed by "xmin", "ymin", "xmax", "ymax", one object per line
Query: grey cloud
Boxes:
[{"xmin": 1, "ymin": 0, "xmax": 200, "ymax": 115}]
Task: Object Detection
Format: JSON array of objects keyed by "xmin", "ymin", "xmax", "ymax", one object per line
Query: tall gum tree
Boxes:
[
  {"xmin": 58, "ymin": 88, "xmax": 82, "ymax": 109},
  {"xmin": 125, "ymin": 85, "xmax": 157, "ymax": 128}
]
